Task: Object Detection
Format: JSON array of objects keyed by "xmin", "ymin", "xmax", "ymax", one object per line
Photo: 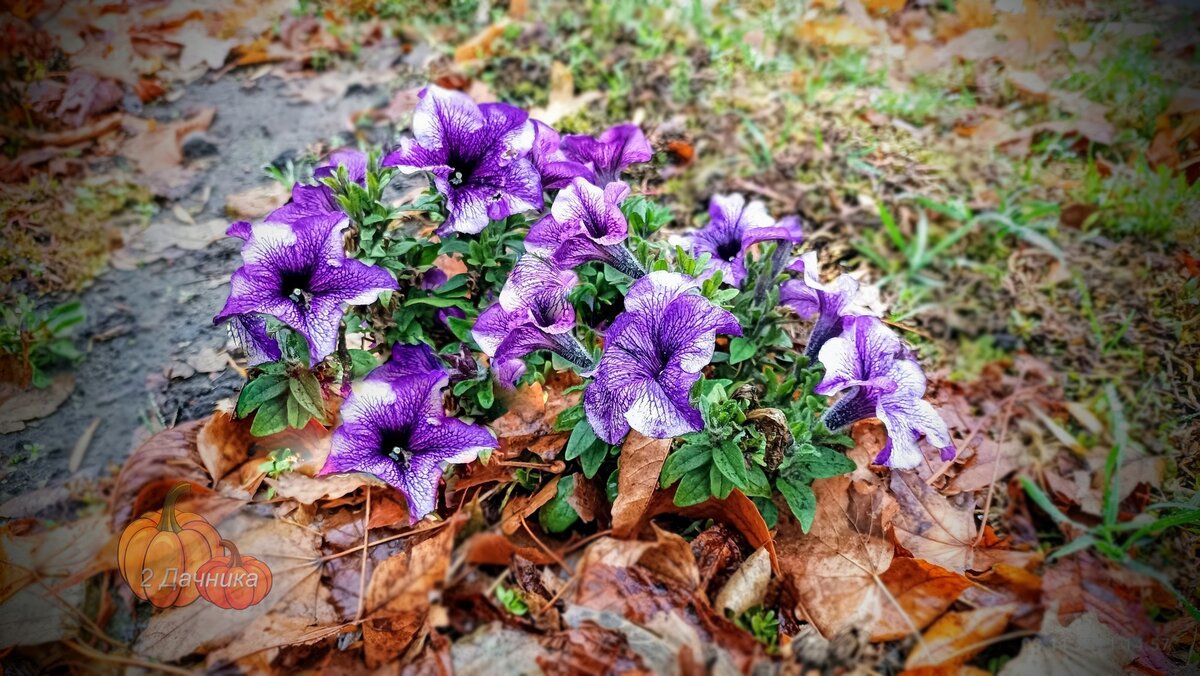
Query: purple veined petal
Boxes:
[
  {"xmin": 227, "ymin": 220, "xmax": 253, "ymax": 241},
  {"xmin": 500, "ymin": 255, "xmax": 577, "ymax": 313},
  {"xmin": 625, "ymin": 363, "xmax": 704, "ymax": 439},
  {"xmin": 873, "ymin": 395, "xmax": 952, "ymax": 470},
  {"xmin": 552, "ymin": 235, "xmax": 623, "ymax": 270},
  {"xmin": 814, "ymin": 315, "xmax": 900, "ymax": 396},
  {"xmin": 472, "ymin": 303, "xmax": 527, "ymax": 357},
  {"xmin": 741, "ymin": 213, "xmax": 805, "ymax": 248},
  {"xmin": 410, "ymin": 85, "xmax": 485, "ymax": 155},
  {"xmin": 550, "ymin": 177, "xmax": 630, "ymax": 245},
  {"xmin": 308, "ymin": 257, "xmax": 398, "ymax": 307},
  {"xmin": 420, "ymin": 268, "xmax": 448, "ymax": 290},
  {"xmin": 227, "ymin": 313, "xmax": 281, "ymax": 366},
  {"xmin": 561, "ymin": 123, "xmax": 652, "ymax": 185},
  {"xmin": 493, "ymin": 325, "xmax": 558, "ymax": 367},
  {"xmin": 482, "ymin": 158, "xmax": 545, "ymax": 222},
  {"xmin": 214, "ymin": 265, "xmax": 295, "ymax": 324},
  {"xmin": 525, "ymin": 214, "xmax": 579, "ymax": 255},
  {"xmin": 532, "ymin": 118, "xmax": 593, "ymax": 188},
  {"xmin": 437, "ymin": 306, "xmax": 466, "ymax": 329},
  {"xmin": 656, "ymin": 294, "xmax": 742, "ymax": 373},
  {"xmin": 381, "ymin": 137, "xmax": 451, "ymax": 174},
  {"xmin": 366, "ymin": 343, "xmax": 448, "ymax": 388},
  {"xmin": 401, "ymin": 416, "xmax": 497, "ymax": 520},
  {"xmin": 780, "ymin": 278, "xmax": 820, "ymax": 319},
  {"xmin": 313, "ymin": 148, "xmax": 368, "ymax": 185},
  {"xmin": 623, "ymin": 271, "xmax": 697, "ymax": 315},
  {"xmin": 494, "ymin": 357, "xmax": 527, "ymax": 389},
  {"xmin": 441, "ymin": 186, "xmax": 492, "ymax": 235},
  {"xmin": 584, "ymin": 377, "xmax": 635, "ymax": 445},
  {"xmin": 266, "ymin": 184, "xmax": 342, "ymax": 224}
]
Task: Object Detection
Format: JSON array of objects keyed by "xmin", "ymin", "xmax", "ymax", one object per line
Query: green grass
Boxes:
[{"xmin": 1076, "ymin": 157, "xmax": 1200, "ymax": 238}]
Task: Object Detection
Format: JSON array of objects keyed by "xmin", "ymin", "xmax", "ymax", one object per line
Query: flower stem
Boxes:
[{"xmin": 549, "ymin": 332, "xmax": 596, "ymax": 372}]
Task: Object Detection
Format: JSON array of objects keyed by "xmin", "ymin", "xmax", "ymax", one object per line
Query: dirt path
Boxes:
[{"xmin": 0, "ymin": 73, "xmax": 394, "ymax": 504}]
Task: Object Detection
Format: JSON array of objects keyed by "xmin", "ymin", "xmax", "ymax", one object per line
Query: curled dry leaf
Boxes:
[
  {"xmin": 714, "ymin": 546, "xmax": 772, "ymax": 619},
  {"xmin": 1000, "ymin": 609, "xmax": 1138, "ymax": 676},
  {"xmin": 871, "ymin": 557, "xmax": 972, "ymax": 642},
  {"xmin": 610, "ymin": 432, "xmax": 673, "ymax": 538},
  {"xmin": 777, "ymin": 475, "xmax": 893, "ymax": 638},
  {"xmin": 0, "ymin": 374, "xmax": 75, "ymax": 434},
  {"xmin": 640, "ymin": 488, "xmax": 778, "ymax": 572},
  {"xmin": 501, "ymin": 476, "xmax": 562, "ymax": 535},
  {"xmin": 463, "ymin": 531, "xmax": 558, "ymax": 566},
  {"xmin": 904, "ymin": 604, "xmax": 1017, "ymax": 670},
  {"xmin": 565, "ymin": 472, "xmax": 602, "ymax": 523},
  {"xmin": 453, "ymin": 20, "xmax": 510, "ymax": 64},
  {"xmin": 268, "ymin": 472, "xmax": 383, "ymax": 506},
  {"xmin": 119, "ymin": 107, "xmax": 217, "ymax": 176},
  {"xmin": 579, "ymin": 525, "xmax": 700, "ymax": 591},
  {"xmin": 889, "ymin": 470, "xmax": 1039, "ymax": 573}
]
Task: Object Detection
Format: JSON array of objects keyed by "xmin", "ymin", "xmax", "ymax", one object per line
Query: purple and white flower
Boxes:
[
  {"xmin": 816, "ymin": 316, "xmax": 954, "ymax": 469},
  {"xmin": 584, "ymin": 271, "xmax": 742, "ymax": 444},
  {"xmin": 683, "ymin": 193, "xmax": 804, "ymax": 287},
  {"xmin": 313, "ymin": 148, "xmax": 368, "ymax": 184},
  {"xmin": 227, "ymin": 313, "xmax": 282, "ymax": 366},
  {"xmin": 320, "ymin": 355, "xmax": 496, "ymax": 521},
  {"xmin": 526, "ymin": 178, "xmax": 644, "ymax": 278},
  {"xmin": 531, "ymin": 120, "xmax": 594, "ymax": 190},
  {"xmin": 383, "ymin": 85, "xmax": 542, "ymax": 235},
  {"xmin": 561, "ymin": 123, "xmax": 652, "ymax": 185},
  {"xmin": 213, "ymin": 214, "xmax": 397, "ymax": 364},
  {"xmin": 781, "ymin": 251, "xmax": 860, "ymax": 360},
  {"xmin": 473, "ymin": 255, "xmax": 592, "ymax": 387}
]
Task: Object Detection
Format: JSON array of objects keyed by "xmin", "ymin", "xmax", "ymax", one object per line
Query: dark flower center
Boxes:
[
  {"xmin": 716, "ymin": 237, "xmax": 741, "ymax": 262},
  {"xmin": 280, "ymin": 269, "xmax": 315, "ymax": 309},
  {"xmin": 380, "ymin": 429, "xmax": 414, "ymax": 467}
]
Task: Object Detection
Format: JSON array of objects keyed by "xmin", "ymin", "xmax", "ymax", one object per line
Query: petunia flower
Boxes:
[
  {"xmin": 531, "ymin": 120, "xmax": 594, "ymax": 189},
  {"xmin": 320, "ymin": 364, "xmax": 496, "ymax": 521},
  {"xmin": 780, "ymin": 251, "xmax": 860, "ymax": 360},
  {"xmin": 815, "ymin": 315, "xmax": 954, "ymax": 470},
  {"xmin": 584, "ymin": 271, "xmax": 742, "ymax": 444},
  {"xmin": 367, "ymin": 343, "xmax": 447, "ymax": 386},
  {"xmin": 227, "ymin": 313, "xmax": 282, "ymax": 366},
  {"xmin": 313, "ymin": 148, "xmax": 368, "ymax": 184},
  {"xmin": 383, "ymin": 85, "xmax": 542, "ymax": 235},
  {"xmin": 213, "ymin": 214, "xmax": 397, "ymax": 364},
  {"xmin": 561, "ymin": 123, "xmax": 653, "ymax": 185},
  {"xmin": 683, "ymin": 193, "xmax": 804, "ymax": 287},
  {"xmin": 473, "ymin": 255, "xmax": 591, "ymax": 387},
  {"xmin": 526, "ymin": 177, "xmax": 644, "ymax": 278}
]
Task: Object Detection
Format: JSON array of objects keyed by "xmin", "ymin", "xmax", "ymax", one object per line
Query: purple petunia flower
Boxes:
[
  {"xmin": 584, "ymin": 271, "xmax": 742, "ymax": 444},
  {"xmin": 781, "ymin": 251, "xmax": 860, "ymax": 360},
  {"xmin": 561, "ymin": 123, "xmax": 653, "ymax": 185},
  {"xmin": 526, "ymin": 178, "xmax": 645, "ymax": 278},
  {"xmin": 320, "ymin": 354, "xmax": 496, "ymax": 521},
  {"xmin": 213, "ymin": 214, "xmax": 397, "ymax": 364},
  {"xmin": 367, "ymin": 343, "xmax": 446, "ymax": 385},
  {"xmin": 683, "ymin": 193, "xmax": 804, "ymax": 288},
  {"xmin": 816, "ymin": 316, "xmax": 954, "ymax": 470},
  {"xmin": 227, "ymin": 313, "xmax": 282, "ymax": 366},
  {"xmin": 382, "ymin": 85, "xmax": 543, "ymax": 235},
  {"xmin": 313, "ymin": 148, "xmax": 368, "ymax": 184},
  {"xmin": 531, "ymin": 120, "xmax": 594, "ymax": 189},
  {"xmin": 472, "ymin": 255, "xmax": 591, "ymax": 387}
]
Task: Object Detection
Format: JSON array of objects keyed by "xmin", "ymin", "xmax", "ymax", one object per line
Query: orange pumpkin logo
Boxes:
[
  {"xmin": 196, "ymin": 539, "xmax": 273, "ymax": 609},
  {"xmin": 118, "ymin": 483, "xmax": 272, "ymax": 610}
]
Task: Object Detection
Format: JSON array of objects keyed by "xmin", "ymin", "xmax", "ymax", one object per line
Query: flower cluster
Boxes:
[{"xmin": 682, "ymin": 193, "xmax": 803, "ymax": 287}]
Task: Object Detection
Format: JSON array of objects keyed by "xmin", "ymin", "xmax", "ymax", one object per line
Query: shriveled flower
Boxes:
[
  {"xmin": 531, "ymin": 120, "xmax": 594, "ymax": 189},
  {"xmin": 320, "ymin": 365, "xmax": 496, "ymax": 521},
  {"xmin": 816, "ymin": 315, "xmax": 954, "ymax": 469},
  {"xmin": 585, "ymin": 271, "xmax": 742, "ymax": 444},
  {"xmin": 213, "ymin": 214, "xmax": 397, "ymax": 364},
  {"xmin": 526, "ymin": 178, "xmax": 644, "ymax": 278},
  {"xmin": 780, "ymin": 251, "xmax": 860, "ymax": 360},
  {"xmin": 383, "ymin": 85, "xmax": 542, "ymax": 235},
  {"xmin": 684, "ymin": 193, "xmax": 804, "ymax": 287},
  {"xmin": 473, "ymin": 255, "xmax": 591, "ymax": 387},
  {"xmin": 561, "ymin": 123, "xmax": 652, "ymax": 185}
]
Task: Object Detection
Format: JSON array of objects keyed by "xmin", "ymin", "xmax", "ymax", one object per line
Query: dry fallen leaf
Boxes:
[
  {"xmin": 777, "ymin": 475, "xmax": 893, "ymax": 637},
  {"xmin": 610, "ymin": 432, "xmax": 672, "ymax": 538},
  {"xmin": 890, "ymin": 470, "xmax": 1037, "ymax": 573},
  {"xmin": 714, "ymin": 546, "xmax": 772, "ymax": 618},
  {"xmin": 905, "ymin": 604, "xmax": 1017, "ymax": 669},
  {"xmin": 454, "ymin": 20, "xmax": 510, "ymax": 63},
  {"xmin": 119, "ymin": 107, "xmax": 216, "ymax": 176},
  {"xmin": 0, "ymin": 374, "xmax": 75, "ymax": 434},
  {"xmin": 1000, "ymin": 610, "xmax": 1138, "ymax": 676},
  {"xmin": 529, "ymin": 61, "xmax": 602, "ymax": 126},
  {"xmin": 225, "ymin": 182, "xmax": 290, "ymax": 220},
  {"xmin": 363, "ymin": 525, "xmax": 457, "ymax": 666},
  {"xmin": 501, "ymin": 476, "xmax": 562, "ymax": 535},
  {"xmin": 871, "ymin": 557, "xmax": 972, "ymax": 641},
  {"xmin": 795, "ymin": 16, "xmax": 880, "ymax": 47}
]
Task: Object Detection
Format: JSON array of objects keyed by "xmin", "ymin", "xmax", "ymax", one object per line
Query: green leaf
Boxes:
[
  {"xmin": 660, "ymin": 444, "xmax": 713, "ymax": 488},
  {"xmin": 564, "ymin": 421, "xmax": 599, "ymax": 461},
  {"xmin": 728, "ymin": 337, "xmax": 757, "ymax": 365},
  {"xmin": 236, "ymin": 375, "xmax": 287, "ymax": 418},
  {"xmin": 674, "ymin": 467, "xmax": 712, "ymax": 507},
  {"xmin": 744, "ymin": 464, "xmax": 772, "ymax": 498},
  {"xmin": 348, "ymin": 349, "xmax": 377, "ymax": 378},
  {"xmin": 250, "ymin": 397, "xmax": 289, "ymax": 436},
  {"xmin": 477, "ymin": 377, "xmax": 495, "ymax": 408},
  {"xmin": 579, "ymin": 442, "xmax": 608, "ymax": 480},
  {"xmin": 405, "ymin": 296, "xmax": 470, "ymax": 309},
  {"xmin": 285, "ymin": 393, "xmax": 309, "ymax": 429},
  {"xmin": 710, "ymin": 462, "xmax": 734, "ymax": 500},
  {"xmin": 777, "ymin": 477, "xmax": 817, "ymax": 533},
  {"xmin": 538, "ymin": 475, "xmax": 580, "ymax": 534},
  {"xmin": 793, "ymin": 446, "xmax": 857, "ymax": 480},
  {"xmin": 713, "ymin": 439, "xmax": 750, "ymax": 490},
  {"xmin": 289, "ymin": 371, "xmax": 326, "ymax": 422},
  {"xmin": 554, "ymin": 403, "xmax": 586, "ymax": 432},
  {"xmin": 752, "ymin": 497, "xmax": 779, "ymax": 529}
]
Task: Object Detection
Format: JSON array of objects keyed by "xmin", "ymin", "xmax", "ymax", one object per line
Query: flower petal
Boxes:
[{"xmin": 625, "ymin": 364, "xmax": 703, "ymax": 439}]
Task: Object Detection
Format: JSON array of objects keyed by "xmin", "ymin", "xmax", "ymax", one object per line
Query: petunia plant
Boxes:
[{"xmin": 214, "ymin": 83, "xmax": 955, "ymax": 528}]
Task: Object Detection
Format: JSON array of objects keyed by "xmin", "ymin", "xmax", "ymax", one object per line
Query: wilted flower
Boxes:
[
  {"xmin": 816, "ymin": 316, "xmax": 954, "ymax": 469},
  {"xmin": 684, "ymin": 193, "xmax": 804, "ymax": 287},
  {"xmin": 383, "ymin": 85, "xmax": 542, "ymax": 235},
  {"xmin": 473, "ymin": 255, "xmax": 591, "ymax": 387},
  {"xmin": 780, "ymin": 251, "xmax": 860, "ymax": 360},
  {"xmin": 585, "ymin": 271, "xmax": 742, "ymax": 444},
  {"xmin": 320, "ymin": 359, "xmax": 496, "ymax": 521},
  {"xmin": 526, "ymin": 178, "xmax": 644, "ymax": 278},
  {"xmin": 213, "ymin": 214, "xmax": 397, "ymax": 364},
  {"xmin": 531, "ymin": 120, "xmax": 594, "ymax": 189},
  {"xmin": 561, "ymin": 123, "xmax": 652, "ymax": 185}
]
